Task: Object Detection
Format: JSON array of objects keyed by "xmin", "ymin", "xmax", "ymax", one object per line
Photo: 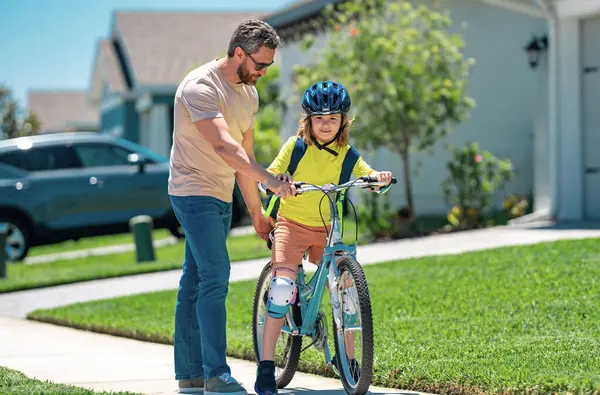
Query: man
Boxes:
[{"xmin": 168, "ymin": 19, "xmax": 293, "ymax": 395}]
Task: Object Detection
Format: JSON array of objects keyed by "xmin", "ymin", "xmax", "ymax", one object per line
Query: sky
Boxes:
[{"xmin": 0, "ymin": 0, "xmax": 297, "ymax": 108}]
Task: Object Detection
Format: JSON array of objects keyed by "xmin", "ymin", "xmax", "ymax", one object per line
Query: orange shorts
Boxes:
[{"xmin": 271, "ymin": 216, "xmax": 330, "ymax": 268}]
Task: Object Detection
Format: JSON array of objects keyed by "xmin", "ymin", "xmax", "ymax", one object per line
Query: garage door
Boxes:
[{"xmin": 582, "ymin": 15, "xmax": 600, "ymax": 219}]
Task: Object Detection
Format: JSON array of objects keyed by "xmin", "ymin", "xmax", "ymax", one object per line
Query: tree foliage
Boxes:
[
  {"xmin": 254, "ymin": 65, "xmax": 283, "ymax": 166},
  {"xmin": 294, "ymin": 0, "xmax": 476, "ymax": 214},
  {"xmin": 0, "ymin": 84, "xmax": 40, "ymax": 140}
]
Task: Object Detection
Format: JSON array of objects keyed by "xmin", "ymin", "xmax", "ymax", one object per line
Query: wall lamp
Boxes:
[{"xmin": 524, "ymin": 34, "xmax": 548, "ymax": 69}]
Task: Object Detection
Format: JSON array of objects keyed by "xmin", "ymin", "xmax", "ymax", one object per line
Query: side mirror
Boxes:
[{"xmin": 128, "ymin": 153, "xmax": 149, "ymax": 173}]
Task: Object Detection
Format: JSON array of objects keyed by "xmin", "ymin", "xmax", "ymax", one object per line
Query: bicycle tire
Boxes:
[
  {"xmin": 252, "ymin": 261, "xmax": 303, "ymax": 389},
  {"xmin": 331, "ymin": 257, "xmax": 374, "ymax": 395}
]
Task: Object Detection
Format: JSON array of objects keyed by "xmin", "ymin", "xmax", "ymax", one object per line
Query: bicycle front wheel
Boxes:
[
  {"xmin": 252, "ymin": 261, "xmax": 302, "ymax": 389},
  {"xmin": 331, "ymin": 256, "xmax": 374, "ymax": 395}
]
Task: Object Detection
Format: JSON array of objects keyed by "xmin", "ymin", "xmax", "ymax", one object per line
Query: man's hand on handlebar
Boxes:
[
  {"xmin": 276, "ymin": 172, "xmax": 294, "ymax": 184},
  {"xmin": 265, "ymin": 173, "xmax": 296, "ymax": 199}
]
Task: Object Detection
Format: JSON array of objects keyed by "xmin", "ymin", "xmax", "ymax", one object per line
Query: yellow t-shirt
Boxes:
[{"xmin": 267, "ymin": 136, "xmax": 373, "ymax": 227}]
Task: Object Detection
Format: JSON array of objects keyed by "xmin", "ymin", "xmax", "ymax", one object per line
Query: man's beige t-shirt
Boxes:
[{"xmin": 168, "ymin": 59, "xmax": 258, "ymax": 202}]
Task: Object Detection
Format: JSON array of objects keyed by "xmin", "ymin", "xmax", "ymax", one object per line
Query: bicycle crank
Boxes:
[{"xmin": 312, "ymin": 311, "xmax": 328, "ymax": 350}]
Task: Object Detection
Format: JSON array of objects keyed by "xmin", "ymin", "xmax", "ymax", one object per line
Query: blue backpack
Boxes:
[{"xmin": 263, "ymin": 137, "xmax": 361, "ymax": 222}]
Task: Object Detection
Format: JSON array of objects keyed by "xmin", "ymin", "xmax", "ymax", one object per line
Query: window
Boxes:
[
  {"xmin": 73, "ymin": 143, "xmax": 134, "ymax": 168},
  {"xmin": 0, "ymin": 146, "xmax": 80, "ymax": 172},
  {"xmin": 0, "ymin": 152, "xmax": 24, "ymax": 169},
  {"xmin": 0, "ymin": 163, "xmax": 24, "ymax": 179}
]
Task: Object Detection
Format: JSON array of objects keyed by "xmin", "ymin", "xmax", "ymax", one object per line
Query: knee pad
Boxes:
[{"xmin": 266, "ymin": 276, "xmax": 297, "ymax": 319}]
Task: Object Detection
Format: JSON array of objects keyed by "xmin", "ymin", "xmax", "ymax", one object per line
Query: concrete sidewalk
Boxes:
[
  {"xmin": 2, "ymin": 223, "xmax": 600, "ymax": 395},
  {"xmin": 3, "ymin": 224, "xmax": 600, "ymax": 318},
  {"xmin": 0, "ymin": 317, "xmax": 429, "ymax": 395}
]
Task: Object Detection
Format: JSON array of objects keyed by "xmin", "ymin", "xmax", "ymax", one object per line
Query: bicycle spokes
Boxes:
[{"xmin": 333, "ymin": 265, "xmax": 367, "ymax": 390}]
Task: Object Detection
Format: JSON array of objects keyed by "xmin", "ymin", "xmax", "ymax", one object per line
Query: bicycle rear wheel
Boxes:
[
  {"xmin": 331, "ymin": 256, "xmax": 374, "ymax": 395},
  {"xmin": 252, "ymin": 261, "xmax": 302, "ymax": 389}
]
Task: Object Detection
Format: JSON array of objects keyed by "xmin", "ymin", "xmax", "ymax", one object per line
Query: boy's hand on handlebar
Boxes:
[{"xmin": 371, "ymin": 171, "xmax": 393, "ymax": 185}]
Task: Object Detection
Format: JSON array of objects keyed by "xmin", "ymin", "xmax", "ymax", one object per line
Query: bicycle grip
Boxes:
[{"xmin": 360, "ymin": 176, "xmax": 397, "ymax": 184}]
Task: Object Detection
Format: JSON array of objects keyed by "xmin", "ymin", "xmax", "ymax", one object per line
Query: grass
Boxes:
[
  {"xmin": 28, "ymin": 230, "xmax": 173, "ymax": 257},
  {"xmin": 0, "ymin": 366, "xmax": 140, "ymax": 394},
  {"xmin": 0, "ymin": 233, "xmax": 270, "ymax": 294},
  {"xmin": 1, "ymin": 220, "xmax": 360, "ymax": 294},
  {"xmin": 28, "ymin": 238, "xmax": 600, "ymax": 395}
]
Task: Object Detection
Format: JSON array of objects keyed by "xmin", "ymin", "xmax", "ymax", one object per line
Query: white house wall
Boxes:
[
  {"xmin": 555, "ymin": 17, "xmax": 584, "ymax": 220},
  {"xmin": 277, "ymin": 0, "xmax": 547, "ymax": 215},
  {"xmin": 533, "ymin": 48, "xmax": 550, "ymax": 214},
  {"xmin": 581, "ymin": 14, "xmax": 600, "ymax": 219}
]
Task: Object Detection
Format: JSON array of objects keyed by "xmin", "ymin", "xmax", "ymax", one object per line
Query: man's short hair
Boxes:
[{"xmin": 227, "ymin": 19, "xmax": 282, "ymax": 57}]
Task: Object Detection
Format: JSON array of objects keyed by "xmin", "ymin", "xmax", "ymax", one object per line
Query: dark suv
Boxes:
[{"xmin": 0, "ymin": 133, "xmax": 246, "ymax": 261}]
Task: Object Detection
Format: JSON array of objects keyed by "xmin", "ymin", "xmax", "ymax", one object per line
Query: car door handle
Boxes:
[
  {"xmin": 89, "ymin": 176, "xmax": 104, "ymax": 187},
  {"xmin": 15, "ymin": 181, "xmax": 28, "ymax": 191},
  {"xmin": 585, "ymin": 167, "xmax": 600, "ymax": 174}
]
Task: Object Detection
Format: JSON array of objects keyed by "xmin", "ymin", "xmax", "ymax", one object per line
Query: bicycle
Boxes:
[{"xmin": 252, "ymin": 175, "xmax": 397, "ymax": 395}]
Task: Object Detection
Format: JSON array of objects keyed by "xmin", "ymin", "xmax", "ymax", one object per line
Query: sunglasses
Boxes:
[{"xmin": 244, "ymin": 50, "xmax": 274, "ymax": 71}]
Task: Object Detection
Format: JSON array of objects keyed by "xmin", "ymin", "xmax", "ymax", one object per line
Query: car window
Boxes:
[
  {"xmin": 113, "ymin": 138, "xmax": 165, "ymax": 163},
  {"xmin": 0, "ymin": 146, "xmax": 80, "ymax": 172},
  {"xmin": 0, "ymin": 151, "xmax": 24, "ymax": 169},
  {"xmin": 73, "ymin": 143, "xmax": 134, "ymax": 168},
  {"xmin": 0, "ymin": 163, "xmax": 25, "ymax": 179}
]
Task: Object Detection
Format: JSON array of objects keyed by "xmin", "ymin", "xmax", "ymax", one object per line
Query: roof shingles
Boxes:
[
  {"xmin": 27, "ymin": 91, "xmax": 99, "ymax": 134},
  {"xmin": 99, "ymin": 40, "xmax": 128, "ymax": 93},
  {"xmin": 113, "ymin": 11, "xmax": 268, "ymax": 87}
]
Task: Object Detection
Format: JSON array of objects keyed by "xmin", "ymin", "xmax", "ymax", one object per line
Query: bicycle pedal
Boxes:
[
  {"xmin": 331, "ymin": 363, "xmax": 341, "ymax": 378},
  {"xmin": 329, "ymin": 353, "xmax": 342, "ymax": 378}
]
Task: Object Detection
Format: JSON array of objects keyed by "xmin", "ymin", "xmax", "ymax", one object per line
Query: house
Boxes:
[
  {"xmin": 87, "ymin": 10, "xmax": 268, "ymax": 158},
  {"xmin": 27, "ymin": 90, "xmax": 99, "ymax": 134},
  {"xmin": 265, "ymin": 0, "xmax": 600, "ymax": 222}
]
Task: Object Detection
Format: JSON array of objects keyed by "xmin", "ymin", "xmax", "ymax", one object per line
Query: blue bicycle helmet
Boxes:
[{"xmin": 301, "ymin": 80, "xmax": 351, "ymax": 115}]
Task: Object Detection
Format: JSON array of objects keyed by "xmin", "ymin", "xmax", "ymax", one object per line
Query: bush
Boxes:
[
  {"xmin": 503, "ymin": 193, "xmax": 530, "ymax": 219},
  {"xmin": 442, "ymin": 142, "xmax": 513, "ymax": 230},
  {"xmin": 356, "ymin": 191, "xmax": 395, "ymax": 240}
]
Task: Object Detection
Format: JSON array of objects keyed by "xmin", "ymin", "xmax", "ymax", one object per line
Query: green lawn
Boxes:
[
  {"xmin": 0, "ymin": 233, "xmax": 270, "ymax": 294},
  {"xmin": 1, "ymin": 221, "xmax": 360, "ymax": 294},
  {"xmin": 28, "ymin": 230, "xmax": 173, "ymax": 257},
  {"xmin": 28, "ymin": 238, "xmax": 600, "ymax": 395},
  {"xmin": 0, "ymin": 366, "xmax": 140, "ymax": 395}
]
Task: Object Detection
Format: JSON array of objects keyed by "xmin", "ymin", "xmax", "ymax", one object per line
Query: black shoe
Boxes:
[
  {"xmin": 332, "ymin": 354, "xmax": 361, "ymax": 383},
  {"xmin": 254, "ymin": 360, "xmax": 278, "ymax": 395}
]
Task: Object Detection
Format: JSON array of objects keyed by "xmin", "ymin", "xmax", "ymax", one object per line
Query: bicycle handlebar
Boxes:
[{"xmin": 293, "ymin": 176, "xmax": 397, "ymax": 195}]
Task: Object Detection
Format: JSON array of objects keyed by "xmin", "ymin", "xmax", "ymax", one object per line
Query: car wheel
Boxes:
[{"xmin": 0, "ymin": 216, "xmax": 31, "ymax": 262}]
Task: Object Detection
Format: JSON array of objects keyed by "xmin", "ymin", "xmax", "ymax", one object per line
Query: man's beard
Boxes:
[{"xmin": 237, "ymin": 64, "xmax": 257, "ymax": 86}]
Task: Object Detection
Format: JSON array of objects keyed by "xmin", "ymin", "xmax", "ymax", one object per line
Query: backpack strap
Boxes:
[
  {"xmin": 336, "ymin": 145, "xmax": 361, "ymax": 232},
  {"xmin": 338, "ymin": 144, "xmax": 360, "ymax": 184},
  {"xmin": 264, "ymin": 137, "xmax": 308, "ymax": 221},
  {"xmin": 287, "ymin": 137, "xmax": 307, "ymax": 176}
]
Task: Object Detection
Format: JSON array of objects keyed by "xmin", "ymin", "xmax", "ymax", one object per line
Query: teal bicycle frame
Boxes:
[{"xmin": 274, "ymin": 177, "xmax": 389, "ymax": 365}]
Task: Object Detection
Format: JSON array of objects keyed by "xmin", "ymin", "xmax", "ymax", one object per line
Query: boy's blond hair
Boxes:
[{"xmin": 296, "ymin": 114, "xmax": 353, "ymax": 147}]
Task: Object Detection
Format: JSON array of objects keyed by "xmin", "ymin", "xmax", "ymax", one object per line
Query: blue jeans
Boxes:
[{"xmin": 169, "ymin": 195, "xmax": 233, "ymax": 380}]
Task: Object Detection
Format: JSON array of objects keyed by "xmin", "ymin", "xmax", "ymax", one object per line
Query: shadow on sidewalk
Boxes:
[{"xmin": 280, "ymin": 389, "xmax": 421, "ymax": 395}]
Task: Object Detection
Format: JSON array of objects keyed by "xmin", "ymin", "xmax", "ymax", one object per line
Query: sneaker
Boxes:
[
  {"xmin": 179, "ymin": 376, "xmax": 204, "ymax": 394},
  {"xmin": 254, "ymin": 360, "xmax": 278, "ymax": 395},
  {"xmin": 332, "ymin": 354, "xmax": 361, "ymax": 383},
  {"xmin": 204, "ymin": 373, "xmax": 248, "ymax": 395}
]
